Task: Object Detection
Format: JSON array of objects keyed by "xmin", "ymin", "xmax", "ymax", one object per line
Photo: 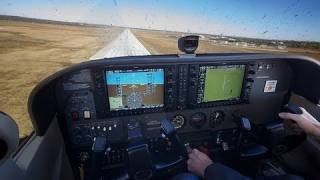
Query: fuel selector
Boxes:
[{"xmin": 209, "ymin": 111, "xmax": 225, "ymax": 128}]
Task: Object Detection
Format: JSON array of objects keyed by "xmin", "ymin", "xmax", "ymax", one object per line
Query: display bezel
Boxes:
[
  {"xmin": 104, "ymin": 65, "xmax": 169, "ymax": 116},
  {"xmin": 192, "ymin": 63, "xmax": 250, "ymax": 108}
]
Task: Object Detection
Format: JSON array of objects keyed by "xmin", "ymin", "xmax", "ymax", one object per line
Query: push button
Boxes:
[{"xmin": 84, "ymin": 110, "xmax": 91, "ymax": 120}]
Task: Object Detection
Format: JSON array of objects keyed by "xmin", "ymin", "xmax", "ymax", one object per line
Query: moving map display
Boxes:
[
  {"xmin": 197, "ymin": 65, "xmax": 245, "ymax": 103},
  {"xmin": 106, "ymin": 69, "xmax": 164, "ymax": 111}
]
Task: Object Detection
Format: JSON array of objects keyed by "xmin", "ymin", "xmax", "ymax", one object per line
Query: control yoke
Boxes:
[
  {"xmin": 160, "ymin": 118, "xmax": 188, "ymax": 157},
  {"xmin": 125, "ymin": 119, "xmax": 186, "ymax": 179},
  {"xmin": 234, "ymin": 115, "xmax": 268, "ymax": 158},
  {"xmin": 90, "ymin": 136, "xmax": 107, "ymax": 180}
]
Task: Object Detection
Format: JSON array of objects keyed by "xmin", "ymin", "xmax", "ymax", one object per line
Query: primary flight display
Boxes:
[{"xmin": 106, "ymin": 69, "xmax": 164, "ymax": 111}]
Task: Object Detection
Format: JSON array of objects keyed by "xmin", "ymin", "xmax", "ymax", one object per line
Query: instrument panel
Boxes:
[
  {"xmin": 25, "ymin": 53, "xmax": 320, "ymax": 179},
  {"xmin": 55, "ymin": 59, "xmax": 292, "ymax": 147}
]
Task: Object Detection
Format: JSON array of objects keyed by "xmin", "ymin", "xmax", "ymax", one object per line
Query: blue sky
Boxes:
[
  {"xmin": 1, "ymin": 0, "xmax": 319, "ymax": 41},
  {"xmin": 106, "ymin": 70, "xmax": 164, "ymax": 85}
]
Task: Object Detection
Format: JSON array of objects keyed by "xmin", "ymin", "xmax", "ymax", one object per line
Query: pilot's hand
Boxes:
[
  {"xmin": 279, "ymin": 108, "xmax": 320, "ymax": 138},
  {"xmin": 187, "ymin": 149, "xmax": 213, "ymax": 178},
  {"xmin": 282, "ymin": 118, "xmax": 304, "ymax": 135}
]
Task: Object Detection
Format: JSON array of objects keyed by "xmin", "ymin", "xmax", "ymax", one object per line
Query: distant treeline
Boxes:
[
  {"xmin": 224, "ymin": 36, "xmax": 320, "ymax": 51},
  {"xmin": 0, "ymin": 15, "xmax": 109, "ymax": 28},
  {"xmin": 285, "ymin": 41, "xmax": 320, "ymax": 50}
]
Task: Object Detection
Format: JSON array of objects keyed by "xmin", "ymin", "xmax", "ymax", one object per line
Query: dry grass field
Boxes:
[
  {"xmin": 133, "ymin": 29, "xmax": 320, "ymax": 60},
  {"xmin": 0, "ymin": 20, "xmax": 122, "ymax": 137}
]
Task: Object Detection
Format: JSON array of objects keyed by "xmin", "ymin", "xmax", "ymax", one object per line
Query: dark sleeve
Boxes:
[{"xmin": 204, "ymin": 163, "xmax": 251, "ymax": 180}]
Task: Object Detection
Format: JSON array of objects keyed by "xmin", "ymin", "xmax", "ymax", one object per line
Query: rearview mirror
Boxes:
[{"xmin": 0, "ymin": 112, "xmax": 19, "ymax": 165}]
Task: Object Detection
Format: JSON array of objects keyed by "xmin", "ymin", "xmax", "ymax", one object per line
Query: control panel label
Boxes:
[{"xmin": 264, "ymin": 80, "xmax": 277, "ymax": 93}]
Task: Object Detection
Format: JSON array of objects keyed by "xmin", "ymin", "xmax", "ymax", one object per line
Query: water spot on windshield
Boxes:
[
  {"xmin": 262, "ymin": 14, "xmax": 267, "ymax": 19},
  {"xmin": 113, "ymin": 0, "xmax": 118, "ymax": 6}
]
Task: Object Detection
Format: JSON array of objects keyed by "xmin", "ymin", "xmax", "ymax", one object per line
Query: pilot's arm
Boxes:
[
  {"xmin": 187, "ymin": 149, "xmax": 250, "ymax": 180},
  {"xmin": 203, "ymin": 162, "xmax": 250, "ymax": 180}
]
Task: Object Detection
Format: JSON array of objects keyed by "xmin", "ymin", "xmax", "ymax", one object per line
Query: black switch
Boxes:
[
  {"xmin": 248, "ymin": 70, "xmax": 255, "ymax": 75},
  {"xmin": 246, "ymin": 78, "xmax": 254, "ymax": 83}
]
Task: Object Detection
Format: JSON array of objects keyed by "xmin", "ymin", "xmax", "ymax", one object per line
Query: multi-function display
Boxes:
[{"xmin": 197, "ymin": 65, "xmax": 245, "ymax": 103}]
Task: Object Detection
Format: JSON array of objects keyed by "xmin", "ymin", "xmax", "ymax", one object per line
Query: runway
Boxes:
[{"xmin": 90, "ymin": 29, "xmax": 150, "ymax": 59}]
